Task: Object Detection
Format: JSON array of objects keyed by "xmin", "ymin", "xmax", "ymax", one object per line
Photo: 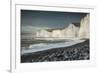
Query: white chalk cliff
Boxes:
[
  {"xmin": 22, "ymin": 14, "xmax": 89, "ymax": 40},
  {"xmin": 36, "ymin": 30, "xmax": 51, "ymax": 38},
  {"xmin": 34, "ymin": 13, "xmax": 90, "ymax": 39},
  {"xmin": 62, "ymin": 23, "xmax": 79, "ymax": 38},
  {"xmin": 78, "ymin": 14, "xmax": 90, "ymax": 39},
  {"xmin": 35, "ymin": 23, "xmax": 80, "ymax": 39}
]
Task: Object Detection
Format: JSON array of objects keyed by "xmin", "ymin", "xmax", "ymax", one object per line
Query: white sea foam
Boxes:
[
  {"xmin": 29, "ymin": 43, "xmax": 47, "ymax": 48},
  {"xmin": 21, "ymin": 40, "xmax": 85, "ymax": 55}
]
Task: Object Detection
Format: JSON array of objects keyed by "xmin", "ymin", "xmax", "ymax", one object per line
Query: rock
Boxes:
[
  {"xmin": 78, "ymin": 14, "xmax": 90, "ymax": 39},
  {"xmin": 62, "ymin": 23, "xmax": 79, "ymax": 38},
  {"xmin": 21, "ymin": 40, "xmax": 89, "ymax": 63}
]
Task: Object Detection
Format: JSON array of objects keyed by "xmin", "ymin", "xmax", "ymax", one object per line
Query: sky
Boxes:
[{"xmin": 21, "ymin": 10, "xmax": 87, "ymax": 32}]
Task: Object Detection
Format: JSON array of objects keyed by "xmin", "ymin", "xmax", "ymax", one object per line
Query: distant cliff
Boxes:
[
  {"xmin": 62, "ymin": 23, "xmax": 79, "ymax": 38},
  {"xmin": 35, "ymin": 23, "xmax": 80, "ymax": 39}
]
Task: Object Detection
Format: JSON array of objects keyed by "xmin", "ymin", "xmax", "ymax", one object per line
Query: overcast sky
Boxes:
[{"xmin": 21, "ymin": 10, "xmax": 87, "ymax": 32}]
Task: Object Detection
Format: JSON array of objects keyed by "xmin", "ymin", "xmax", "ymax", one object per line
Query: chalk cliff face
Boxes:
[
  {"xmin": 52, "ymin": 30, "xmax": 63, "ymax": 38},
  {"xmin": 22, "ymin": 14, "xmax": 89, "ymax": 40},
  {"xmin": 78, "ymin": 14, "xmax": 90, "ymax": 39},
  {"xmin": 35, "ymin": 23, "xmax": 80, "ymax": 39},
  {"xmin": 62, "ymin": 24, "xmax": 79, "ymax": 38},
  {"xmin": 36, "ymin": 30, "xmax": 51, "ymax": 38}
]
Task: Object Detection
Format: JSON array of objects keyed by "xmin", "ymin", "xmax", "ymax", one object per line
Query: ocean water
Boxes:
[{"xmin": 21, "ymin": 39, "xmax": 85, "ymax": 55}]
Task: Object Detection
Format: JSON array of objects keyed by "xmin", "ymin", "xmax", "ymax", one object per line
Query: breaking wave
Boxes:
[{"xmin": 21, "ymin": 40, "xmax": 85, "ymax": 55}]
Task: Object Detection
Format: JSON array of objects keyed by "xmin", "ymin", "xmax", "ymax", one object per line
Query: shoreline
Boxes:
[
  {"xmin": 21, "ymin": 39, "xmax": 89, "ymax": 63},
  {"xmin": 21, "ymin": 40, "xmax": 85, "ymax": 55}
]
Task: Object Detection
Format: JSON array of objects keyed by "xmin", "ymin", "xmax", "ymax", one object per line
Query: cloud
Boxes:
[{"xmin": 21, "ymin": 26, "xmax": 50, "ymax": 33}]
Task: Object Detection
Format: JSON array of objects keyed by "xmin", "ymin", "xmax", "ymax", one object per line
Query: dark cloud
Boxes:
[{"xmin": 21, "ymin": 10, "xmax": 86, "ymax": 29}]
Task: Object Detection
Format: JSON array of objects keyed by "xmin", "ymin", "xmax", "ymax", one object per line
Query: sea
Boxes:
[{"xmin": 21, "ymin": 39, "xmax": 85, "ymax": 55}]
